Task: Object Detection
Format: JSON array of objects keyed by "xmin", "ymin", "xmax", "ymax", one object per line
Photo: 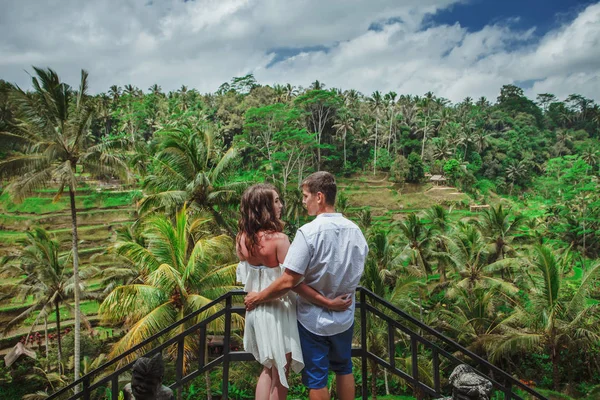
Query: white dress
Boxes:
[{"xmin": 236, "ymin": 261, "xmax": 304, "ymax": 388}]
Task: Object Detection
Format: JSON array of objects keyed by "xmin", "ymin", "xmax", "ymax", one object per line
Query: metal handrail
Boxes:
[{"xmin": 46, "ymin": 287, "xmax": 548, "ymax": 400}]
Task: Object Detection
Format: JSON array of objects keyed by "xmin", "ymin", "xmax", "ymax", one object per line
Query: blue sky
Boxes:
[
  {"xmin": 430, "ymin": 0, "xmax": 596, "ymax": 36},
  {"xmin": 0, "ymin": 0, "xmax": 599, "ymax": 102}
]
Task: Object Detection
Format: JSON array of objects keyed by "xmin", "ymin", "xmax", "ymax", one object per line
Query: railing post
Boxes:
[
  {"xmin": 82, "ymin": 376, "xmax": 90, "ymax": 400},
  {"xmin": 199, "ymin": 325, "xmax": 207, "ymax": 370},
  {"xmin": 111, "ymin": 375, "xmax": 119, "ymax": 400},
  {"xmin": 388, "ymin": 323, "xmax": 395, "ymax": 370},
  {"xmin": 222, "ymin": 295, "xmax": 232, "ymax": 399},
  {"xmin": 360, "ymin": 289, "xmax": 368, "ymax": 400},
  {"xmin": 176, "ymin": 338, "xmax": 185, "ymax": 399},
  {"xmin": 411, "ymin": 335, "xmax": 420, "ymax": 399},
  {"xmin": 504, "ymin": 381, "xmax": 513, "ymax": 400},
  {"xmin": 432, "ymin": 349, "xmax": 441, "ymax": 394}
]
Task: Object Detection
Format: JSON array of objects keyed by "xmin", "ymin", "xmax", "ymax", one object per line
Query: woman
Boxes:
[{"xmin": 236, "ymin": 184, "xmax": 349, "ymax": 400}]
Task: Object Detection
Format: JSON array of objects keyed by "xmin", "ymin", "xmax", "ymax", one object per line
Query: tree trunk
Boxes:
[
  {"xmin": 55, "ymin": 300, "xmax": 63, "ymax": 374},
  {"xmin": 421, "ymin": 120, "xmax": 427, "ymax": 160},
  {"xmin": 552, "ymin": 343, "xmax": 560, "ymax": 391},
  {"xmin": 317, "ymin": 131, "xmax": 322, "ymax": 171},
  {"xmin": 210, "ymin": 207, "xmax": 235, "ymax": 237},
  {"xmin": 68, "ymin": 185, "xmax": 82, "ymax": 389},
  {"xmin": 384, "ymin": 368, "xmax": 390, "ymax": 395},
  {"xmin": 44, "ymin": 314, "xmax": 49, "ymax": 364},
  {"xmin": 388, "ymin": 113, "xmax": 394, "ymax": 150},
  {"xmin": 343, "ymin": 132, "xmax": 347, "ymax": 168},
  {"xmin": 205, "ymin": 338, "xmax": 212, "ymax": 400},
  {"xmin": 373, "ymin": 118, "xmax": 378, "ymax": 175},
  {"xmin": 370, "ymin": 361, "xmax": 378, "ymax": 400}
]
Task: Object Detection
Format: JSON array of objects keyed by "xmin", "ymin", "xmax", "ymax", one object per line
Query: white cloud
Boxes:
[{"xmin": 0, "ymin": 0, "xmax": 599, "ymax": 103}]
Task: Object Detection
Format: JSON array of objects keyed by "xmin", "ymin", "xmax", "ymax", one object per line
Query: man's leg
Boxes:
[
  {"xmin": 298, "ymin": 322, "xmax": 330, "ymax": 400},
  {"xmin": 328, "ymin": 324, "xmax": 355, "ymax": 400},
  {"xmin": 335, "ymin": 373, "xmax": 355, "ymax": 400}
]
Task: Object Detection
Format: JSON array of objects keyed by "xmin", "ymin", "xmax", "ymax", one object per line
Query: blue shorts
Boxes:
[{"xmin": 297, "ymin": 322, "xmax": 354, "ymax": 389}]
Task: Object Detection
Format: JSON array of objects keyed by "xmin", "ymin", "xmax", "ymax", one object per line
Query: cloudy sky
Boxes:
[{"xmin": 1, "ymin": 0, "xmax": 599, "ymax": 103}]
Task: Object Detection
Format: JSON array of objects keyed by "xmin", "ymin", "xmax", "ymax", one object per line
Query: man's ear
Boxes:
[{"xmin": 316, "ymin": 192, "xmax": 324, "ymax": 204}]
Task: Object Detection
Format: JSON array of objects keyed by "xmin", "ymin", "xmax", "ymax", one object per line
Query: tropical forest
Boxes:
[{"xmin": 1, "ymin": 68, "xmax": 600, "ymax": 400}]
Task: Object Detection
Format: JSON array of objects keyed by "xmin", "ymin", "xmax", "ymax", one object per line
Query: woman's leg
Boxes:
[
  {"xmin": 269, "ymin": 353, "xmax": 292, "ymax": 400},
  {"xmin": 256, "ymin": 367, "xmax": 273, "ymax": 400}
]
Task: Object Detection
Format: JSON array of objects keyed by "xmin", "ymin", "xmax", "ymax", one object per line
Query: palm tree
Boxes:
[
  {"xmin": 473, "ymin": 130, "xmax": 490, "ymax": 153},
  {"xmin": 505, "ymin": 160, "xmax": 527, "ymax": 195},
  {"xmin": 148, "ymin": 84, "xmax": 163, "ymax": 97},
  {"xmin": 369, "ymin": 91, "xmax": 384, "ymax": 174},
  {"xmin": 441, "ymin": 223, "xmax": 518, "ymax": 295},
  {"xmin": 431, "ymin": 139, "xmax": 453, "ymax": 161},
  {"xmin": 424, "ymin": 205, "xmax": 451, "ymax": 281},
  {"xmin": 437, "ymin": 286, "xmax": 509, "ymax": 356},
  {"xmin": 108, "ymin": 85, "xmax": 121, "ymax": 105},
  {"xmin": 123, "ymin": 84, "xmax": 139, "ymax": 97},
  {"xmin": 478, "ymin": 205, "xmax": 525, "ymax": 263},
  {"xmin": 332, "ymin": 109, "xmax": 355, "ymax": 168},
  {"xmin": 416, "ymin": 97, "xmax": 437, "ymax": 160},
  {"xmin": 96, "ymin": 94, "xmax": 112, "ymax": 138},
  {"xmin": 139, "ymin": 123, "xmax": 243, "ymax": 235},
  {"xmin": 284, "ymin": 83, "xmax": 298, "ymax": 102},
  {"xmin": 384, "ymin": 91, "xmax": 398, "ymax": 149},
  {"xmin": 0, "ymin": 228, "xmax": 91, "ymax": 373},
  {"xmin": 0, "ymin": 67, "xmax": 128, "ymax": 383},
  {"xmin": 396, "ymin": 213, "xmax": 433, "ymax": 278},
  {"xmin": 581, "ymin": 149, "xmax": 598, "ymax": 173},
  {"xmin": 99, "ymin": 206, "xmax": 238, "ymax": 368},
  {"xmin": 310, "ymin": 80, "xmax": 325, "ymax": 90},
  {"xmin": 487, "ymin": 246, "xmax": 600, "ymax": 390}
]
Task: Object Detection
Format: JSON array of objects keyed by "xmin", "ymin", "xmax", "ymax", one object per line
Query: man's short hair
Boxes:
[{"xmin": 302, "ymin": 171, "xmax": 337, "ymax": 206}]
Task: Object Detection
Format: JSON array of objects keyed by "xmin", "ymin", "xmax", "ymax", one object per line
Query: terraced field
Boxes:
[
  {"xmin": 337, "ymin": 174, "xmax": 473, "ymax": 228},
  {"xmin": 0, "ymin": 183, "xmax": 140, "ymax": 350}
]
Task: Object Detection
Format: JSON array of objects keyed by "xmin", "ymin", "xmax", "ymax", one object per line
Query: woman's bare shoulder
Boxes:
[{"xmin": 260, "ymin": 231, "xmax": 288, "ymax": 241}]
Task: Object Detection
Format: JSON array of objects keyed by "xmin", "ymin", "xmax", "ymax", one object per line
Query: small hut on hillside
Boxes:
[{"xmin": 430, "ymin": 175, "xmax": 447, "ymax": 186}]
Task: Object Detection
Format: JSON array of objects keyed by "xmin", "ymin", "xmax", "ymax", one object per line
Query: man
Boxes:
[{"xmin": 245, "ymin": 171, "xmax": 368, "ymax": 400}]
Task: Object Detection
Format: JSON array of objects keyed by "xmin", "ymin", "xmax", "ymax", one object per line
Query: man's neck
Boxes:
[{"xmin": 315, "ymin": 206, "xmax": 336, "ymax": 216}]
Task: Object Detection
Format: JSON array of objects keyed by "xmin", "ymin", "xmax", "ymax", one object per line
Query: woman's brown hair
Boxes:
[{"xmin": 237, "ymin": 183, "xmax": 283, "ymax": 256}]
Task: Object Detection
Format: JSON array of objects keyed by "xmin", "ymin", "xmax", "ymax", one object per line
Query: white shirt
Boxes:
[{"xmin": 283, "ymin": 213, "xmax": 368, "ymax": 336}]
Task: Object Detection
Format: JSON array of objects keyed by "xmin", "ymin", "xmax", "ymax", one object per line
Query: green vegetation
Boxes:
[{"xmin": 1, "ymin": 69, "xmax": 600, "ymax": 399}]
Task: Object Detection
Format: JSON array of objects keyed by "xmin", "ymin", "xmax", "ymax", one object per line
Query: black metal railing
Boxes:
[{"xmin": 47, "ymin": 287, "xmax": 548, "ymax": 400}]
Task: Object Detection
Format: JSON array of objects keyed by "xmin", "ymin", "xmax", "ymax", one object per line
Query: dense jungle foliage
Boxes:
[{"xmin": 1, "ymin": 68, "xmax": 600, "ymax": 399}]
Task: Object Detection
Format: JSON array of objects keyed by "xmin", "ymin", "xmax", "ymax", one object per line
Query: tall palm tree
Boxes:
[
  {"xmin": 416, "ymin": 97, "xmax": 437, "ymax": 160},
  {"xmin": 139, "ymin": 124, "xmax": 243, "ymax": 235},
  {"xmin": 505, "ymin": 160, "xmax": 527, "ymax": 195},
  {"xmin": 487, "ymin": 246, "xmax": 600, "ymax": 390},
  {"xmin": 108, "ymin": 85, "xmax": 121, "ymax": 105},
  {"xmin": 0, "ymin": 67, "xmax": 128, "ymax": 383},
  {"xmin": 369, "ymin": 91, "xmax": 384, "ymax": 174},
  {"xmin": 424, "ymin": 205, "xmax": 451, "ymax": 281},
  {"xmin": 384, "ymin": 91, "xmax": 398, "ymax": 149},
  {"xmin": 284, "ymin": 83, "xmax": 298, "ymax": 102},
  {"xmin": 396, "ymin": 213, "xmax": 433, "ymax": 278},
  {"xmin": 332, "ymin": 109, "xmax": 355, "ymax": 168},
  {"xmin": 0, "ymin": 228, "xmax": 92, "ymax": 373},
  {"xmin": 99, "ymin": 206, "xmax": 238, "ymax": 368}
]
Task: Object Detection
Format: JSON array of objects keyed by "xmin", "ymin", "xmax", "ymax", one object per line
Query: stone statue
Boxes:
[
  {"xmin": 436, "ymin": 364, "xmax": 493, "ymax": 400},
  {"xmin": 122, "ymin": 353, "xmax": 174, "ymax": 400}
]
